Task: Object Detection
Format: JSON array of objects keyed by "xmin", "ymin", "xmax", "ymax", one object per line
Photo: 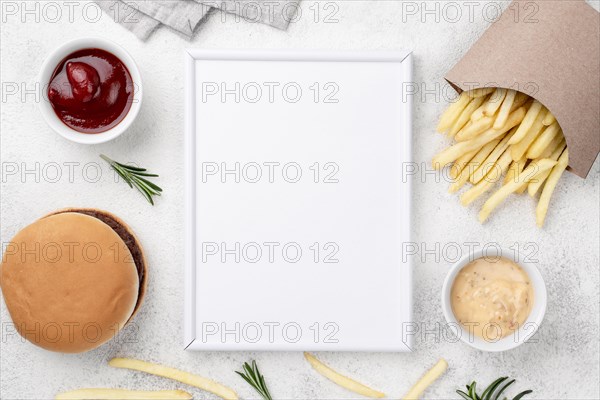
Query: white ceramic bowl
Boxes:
[
  {"xmin": 441, "ymin": 247, "xmax": 547, "ymax": 352},
  {"xmin": 38, "ymin": 37, "xmax": 142, "ymax": 144}
]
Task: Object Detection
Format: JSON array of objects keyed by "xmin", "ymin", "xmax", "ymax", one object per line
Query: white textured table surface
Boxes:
[{"xmin": 1, "ymin": 1, "xmax": 599, "ymax": 399}]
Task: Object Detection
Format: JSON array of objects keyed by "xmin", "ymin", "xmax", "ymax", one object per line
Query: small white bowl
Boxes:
[
  {"xmin": 441, "ymin": 247, "xmax": 547, "ymax": 352},
  {"xmin": 38, "ymin": 37, "xmax": 143, "ymax": 144}
]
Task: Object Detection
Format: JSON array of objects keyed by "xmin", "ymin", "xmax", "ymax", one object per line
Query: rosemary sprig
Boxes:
[
  {"xmin": 100, "ymin": 154, "xmax": 162, "ymax": 205},
  {"xmin": 457, "ymin": 377, "xmax": 533, "ymax": 400},
  {"xmin": 236, "ymin": 360, "xmax": 273, "ymax": 400}
]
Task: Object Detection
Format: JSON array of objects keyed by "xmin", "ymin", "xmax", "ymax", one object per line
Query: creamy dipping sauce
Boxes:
[{"xmin": 451, "ymin": 257, "xmax": 534, "ymax": 340}]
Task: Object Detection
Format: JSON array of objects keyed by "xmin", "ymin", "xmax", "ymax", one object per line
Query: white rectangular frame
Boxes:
[{"xmin": 184, "ymin": 49, "xmax": 413, "ymax": 351}]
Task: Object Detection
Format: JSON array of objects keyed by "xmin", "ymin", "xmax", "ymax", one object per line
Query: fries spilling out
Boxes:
[{"xmin": 435, "ymin": 88, "xmax": 569, "ymax": 227}]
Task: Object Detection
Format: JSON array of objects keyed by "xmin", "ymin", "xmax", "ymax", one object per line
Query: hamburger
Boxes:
[{"xmin": 0, "ymin": 208, "xmax": 147, "ymax": 353}]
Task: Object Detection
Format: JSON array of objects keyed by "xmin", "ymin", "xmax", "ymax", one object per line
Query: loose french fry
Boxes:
[
  {"xmin": 483, "ymin": 88, "xmax": 507, "ymax": 117},
  {"xmin": 461, "ymin": 150, "xmax": 513, "ymax": 206},
  {"xmin": 402, "ymin": 358, "xmax": 448, "ymax": 400},
  {"xmin": 479, "ymin": 159, "xmax": 557, "ymax": 223},
  {"xmin": 432, "ymin": 107, "xmax": 526, "ymax": 168},
  {"xmin": 470, "ymin": 128, "xmax": 515, "ymax": 184},
  {"xmin": 510, "ymin": 109, "xmax": 547, "ymax": 160},
  {"xmin": 537, "ymin": 149, "xmax": 569, "ymax": 227},
  {"xmin": 508, "ymin": 100, "xmax": 543, "ymax": 144},
  {"xmin": 55, "ymin": 389, "xmax": 193, "ymax": 400},
  {"xmin": 448, "ymin": 95, "xmax": 488, "ymax": 138},
  {"xmin": 528, "ymin": 140, "xmax": 566, "ymax": 196},
  {"xmin": 449, "ymin": 139, "xmax": 500, "ymax": 193},
  {"xmin": 526, "ymin": 122, "xmax": 560, "ymax": 159},
  {"xmin": 304, "ymin": 353, "xmax": 385, "ymax": 399},
  {"xmin": 437, "ymin": 91, "xmax": 471, "ymax": 133},
  {"xmin": 468, "ymin": 87, "xmax": 495, "ymax": 98},
  {"xmin": 543, "ymin": 111, "xmax": 556, "ymax": 126},
  {"xmin": 493, "ymin": 89, "xmax": 516, "ymax": 129},
  {"xmin": 449, "ymin": 149, "xmax": 478, "ymax": 180},
  {"xmin": 455, "ymin": 116, "xmax": 494, "ymax": 141},
  {"xmin": 109, "ymin": 358, "xmax": 238, "ymax": 400}
]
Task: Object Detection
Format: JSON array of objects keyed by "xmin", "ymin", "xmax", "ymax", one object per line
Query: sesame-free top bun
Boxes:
[
  {"xmin": 44, "ymin": 208, "xmax": 148, "ymax": 319},
  {"xmin": 0, "ymin": 212, "xmax": 140, "ymax": 353}
]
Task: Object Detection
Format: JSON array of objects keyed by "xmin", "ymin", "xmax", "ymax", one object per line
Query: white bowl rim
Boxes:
[
  {"xmin": 441, "ymin": 246, "xmax": 547, "ymax": 352},
  {"xmin": 38, "ymin": 37, "xmax": 142, "ymax": 144}
]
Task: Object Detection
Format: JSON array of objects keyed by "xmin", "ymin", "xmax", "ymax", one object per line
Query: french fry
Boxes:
[
  {"xmin": 449, "ymin": 149, "xmax": 478, "ymax": 180},
  {"xmin": 449, "ymin": 139, "xmax": 500, "ymax": 193},
  {"xmin": 304, "ymin": 353, "xmax": 385, "ymax": 399},
  {"xmin": 493, "ymin": 89, "xmax": 516, "ymax": 129},
  {"xmin": 526, "ymin": 122, "xmax": 560, "ymax": 159},
  {"xmin": 503, "ymin": 157, "xmax": 527, "ymax": 187},
  {"xmin": 470, "ymin": 98, "xmax": 490, "ymax": 121},
  {"xmin": 483, "ymin": 88, "xmax": 507, "ymax": 117},
  {"xmin": 108, "ymin": 358, "xmax": 238, "ymax": 400},
  {"xmin": 538, "ymin": 133, "xmax": 564, "ymax": 159},
  {"xmin": 55, "ymin": 389, "xmax": 192, "ymax": 400},
  {"xmin": 455, "ymin": 116, "xmax": 494, "ymax": 141},
  {"xmin": 479, "ymin": 159, "xmax": 557, "ymax": 223},
  {"xmin": 515, "ymin": 162, "xmax": 530, "ymax": 194},
  {"xmin": 537, "ymin": 149, "xmax": 569, "ymax": 227},
  {"xmin": 402, "ymin": 358, "xmax": 448, "ymax": 400},
  {"xmin": 448, "ymin": 95, "xmax": 488, "ymax": 138},
  {"xmin": 468, "ymin": 87, "xmax": 495, "ymax": 98},
  {"xmin": 432, "ymin": 107, "xmax": 526, "ymax": 168},
  {"xmin": 510, "ymin": 109, "xmax": 547, "ymax": 160},
  {"xmin": 528, "ymin": 140, "xmax": 567, "ymax": 196},
  {"xmin": 461, "ymin": 150, "xmax": 513, "ymax": 206},
  {"xmin": 543, "ymin": 110, "xmax": 556, "ymax": 126},
  {"xmin": 510, "ymin": 91, "xmax": 530, "ymax": 111},
  {"xmin": 437, "ymin": 91, "xmax": 471, "ymax": 133},
  {"xmin": 504, "ymin": 157, "xmax": 529, "ymax": 194},
  {"xmin": 508, "ymin": 100, "xmax": 543, "ymax": 144},
  {"xmin": 470, "ymin": 128, "xmax": 515, "ymax": 184}
]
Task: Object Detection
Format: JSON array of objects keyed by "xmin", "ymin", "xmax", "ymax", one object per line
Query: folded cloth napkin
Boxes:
[
  {"xmin": 96, "ymin": 0, "xmax": 300, "ymax": 40},
  {"xmin": 121, "ymin": 1, "xmax": 211, "ymax": 37}
]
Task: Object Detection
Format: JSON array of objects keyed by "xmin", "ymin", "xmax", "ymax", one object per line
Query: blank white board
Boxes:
[{"xmin": 185, "ymin": 50, "xmax": 413, "ymax": 351}]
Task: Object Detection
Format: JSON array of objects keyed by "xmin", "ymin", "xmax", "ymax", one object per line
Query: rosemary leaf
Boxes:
[
  {"xmin": 101, "ymin": 154, "xmax": 162, "ymax": 205},
  {"xmin": 236, "ymin": 361, "xmax": 272, "ymax": 400},
  {"xmin": 459, "ymin": 377, "xmax": 532, "ymax": 400}
]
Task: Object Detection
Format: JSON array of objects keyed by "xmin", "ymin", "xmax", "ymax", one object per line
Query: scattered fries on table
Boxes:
[
  {"xmin": 304, "ymin": 353, "xmax": 385, "ymax": 398},
  {"xmin": 402, "ymin": 358, "xmax": 448, "ymax": 400},
  {"xmin": 109, "ymin": 358, "xmax": 238, "ymax": 400},
  {"xmin": 434, "ymin": 88, "xmax": 569, "ymax": 226},
  {"xmin": 55, "ymin": 389, "xmax": 192, "ymax": 400}
]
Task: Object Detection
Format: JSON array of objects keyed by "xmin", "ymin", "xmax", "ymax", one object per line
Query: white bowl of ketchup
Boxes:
[{"xmin": 39, "ymin": 37, "xmax": 142, "ymax": 144}]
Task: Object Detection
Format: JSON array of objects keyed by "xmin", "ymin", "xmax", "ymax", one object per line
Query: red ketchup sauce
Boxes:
[{"xmin": 48, "ymin": 48, "xmax": 134, "ymax": 134}]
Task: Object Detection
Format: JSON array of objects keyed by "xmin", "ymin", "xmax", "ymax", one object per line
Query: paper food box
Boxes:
[{"xmin": 445, "ymin": 0, "xmax": 599, "ymax": 178}]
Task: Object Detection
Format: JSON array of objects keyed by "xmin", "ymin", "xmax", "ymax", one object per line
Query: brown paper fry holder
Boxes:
[{"xmin": 446, "ymin": 0, "xmax": 599, "ymax": 178}]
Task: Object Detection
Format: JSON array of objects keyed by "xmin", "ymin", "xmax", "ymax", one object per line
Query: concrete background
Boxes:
[{"xmin": 1, "ymin": 1, "xmax": 599, "ymax": 399}]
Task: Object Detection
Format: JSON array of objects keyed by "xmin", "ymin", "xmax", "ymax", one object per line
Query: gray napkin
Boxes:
[
  {"xmin": 124, "ymin": 1, "xmax": 211, "ymax": 37},
  {"xmin": 96, "ymin": 0, "xmax": 300, "ymax": 40}
]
